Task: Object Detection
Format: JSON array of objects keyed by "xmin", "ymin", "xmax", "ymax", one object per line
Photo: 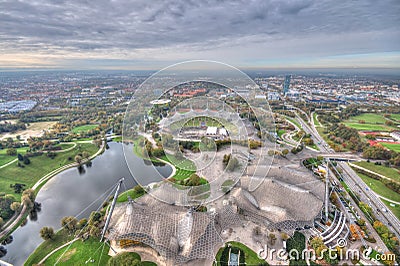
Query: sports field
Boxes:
[
  {"xmin": 71, "ymin": 124, "xmax": 99, "ymax": 133},
  {"xmin": 381, "ymin": 142, "xmax": 400, "ymax": 152},
  {"xmin": 344, "ymin": 113, "xmax": 398, "ymax": 132},
  {"xmin": 389, "ymin": 114, "xmax": 400, "ymax": 122}
]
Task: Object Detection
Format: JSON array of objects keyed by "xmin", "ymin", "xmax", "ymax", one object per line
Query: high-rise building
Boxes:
[{"xmin": 283, "ymin": 75, "xmax": 291, "ymax": 96}]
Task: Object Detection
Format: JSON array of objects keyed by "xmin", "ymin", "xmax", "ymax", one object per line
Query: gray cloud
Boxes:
[{"xmin": 0, "ymin": 0, "xmax": 399, "ymax": 67}]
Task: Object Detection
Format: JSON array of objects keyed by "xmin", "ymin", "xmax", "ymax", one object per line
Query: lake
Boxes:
[{"xmin": 1, "ymin": 142, "xmax": 172, "ymax": 265}]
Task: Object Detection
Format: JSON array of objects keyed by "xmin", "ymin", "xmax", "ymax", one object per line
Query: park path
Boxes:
[
  {"xmin": 0, "ymin": 158, "xmax": 17, "ymax": 169},
  {"xmin": 38, "ymin": 238, "xmax": 79, "ymax": 264},
  {"xmin": 375, "ymin": 194, "xmax": 400, "ymax": 205},
  {"xmin": 348, "ymin": 162, "xmax": 399, "ymax": 184}
]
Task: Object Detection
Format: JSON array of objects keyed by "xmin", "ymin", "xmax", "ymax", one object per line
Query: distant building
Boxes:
[
  {"xmin": 206, "ymin": 126, "xmax": 218, "ymax": 135},
  {"xmin": 267, "ymin": 92, "xmax": 280, "ymax": 101},
  {"xmin": 390, "ymin": 131, "xmax": 400, "ymax": 141},
  {"xmin": 283, "ymin": 75, "xmax": 291, "ymax": 96}
]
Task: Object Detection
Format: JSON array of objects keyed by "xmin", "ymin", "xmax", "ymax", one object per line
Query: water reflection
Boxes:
[{"xmin": 2, "ymin": 142, "xmax": 172, "ymax": 265}]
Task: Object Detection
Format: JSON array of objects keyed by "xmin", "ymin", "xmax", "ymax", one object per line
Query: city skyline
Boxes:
[{"xmin": 1, "ymin": 0, "xmax": 399, "ymax": 70}]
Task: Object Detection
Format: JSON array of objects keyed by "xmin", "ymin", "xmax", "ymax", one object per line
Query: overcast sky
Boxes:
[{"xmin": 0, "ymin": 0, "xmax": 399, "ymax": 70}]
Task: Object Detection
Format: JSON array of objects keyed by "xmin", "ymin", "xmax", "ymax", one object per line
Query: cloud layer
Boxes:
[{"xmin": 0, "ymin": 0, "xmax": 399, "ymax": 68}]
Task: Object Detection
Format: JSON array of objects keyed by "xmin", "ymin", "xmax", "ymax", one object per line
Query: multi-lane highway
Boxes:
[{"xmin": 291, "ymin": 108, "xmax": 400, "ymax": 239}]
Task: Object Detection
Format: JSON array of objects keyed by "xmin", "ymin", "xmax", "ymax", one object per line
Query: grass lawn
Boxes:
[
  {"xmin": 0, "ymin": 147, "xmax": 29, "ymax": 166},
  {"xmin": 380, "ymin": 143, "xmax": 400, "ymax": 153},
  {"xmin": 41, "ymin": 237, "xmax": 111, "ymax": 265},
  {"xmin": 112, "ymin": 136, "xmax": 122, "ymax": 142},
  {"xmin": 277, "ymin": 129, "xmax": 286, "ymax": 138},
  {"xmin": 343, "ymin": 123, "xmax": 390, "ymax": 131},
  {"xmin": 24, "ymin": 229, "xmax": 75, "ymax": 265},
  {"xmin": 313, "ymin": 113, "xmax": 321, "ymax": 127},
  {"xmin": 344, "ymin": 113, "xmax": 398, "ymax": 132},
  {"xmin": 381, "ymin": 198, "xmax": 400, "ymax": 220},
  {"xmin": 160, "ymin": 154, "xmax": 196, "ymax": 181},
  {"xmin": 353, "ymin": 161, "xmax": 400, "ymax": 183},
  {"xmin": 347, "ymin": 113, "xmax": 387, "ymax": 124},
  {"xmin": 0, "ymin": 143, "xmax": 99, "ymax": 200},
  {"xmin": 389, "ymin": 114, "xmax": 400, "ymax": 122},
  {"xmin": 71, "ymin": 124, "xmax": 99, "ymax": 134},
  {"xmin": 357, "ymin": 173, "xmax": 400, "ymax": 202},
  {"xmin": 215, "ymin": 241, "xmax": 268, "ymax": 266},
  {"xmin": 285, "ymin": 116, "xmax": 301, "ymax": 129},
  {"xmin": 169, "ymin": 116, "xmax": 236, "ymax": 133},
  {"xmin": 117, "ymin": 187, "xmax": 145, "ymax": 203},
  {"xmin": 54, "ymin": 143, "xmax": 75, "ymax": 150}
]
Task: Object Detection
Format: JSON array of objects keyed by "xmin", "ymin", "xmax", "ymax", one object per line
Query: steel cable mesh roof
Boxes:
[{"xmin": 107, "ymin": 200, "xmax": 223, "ymax": 263}]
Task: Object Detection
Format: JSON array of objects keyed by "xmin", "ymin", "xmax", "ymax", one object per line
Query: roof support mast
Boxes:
[{"xmin": 101, "ymin": 178, "xmax": 124, "ymax": 242}]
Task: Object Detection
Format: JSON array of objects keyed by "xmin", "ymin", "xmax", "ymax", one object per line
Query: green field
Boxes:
[
  {"xmin": 53, "ymin": 143, "xmax": 76, "ymax": 150},
  {"xmin": 215, "ymin": 241, "xmax": 268, "ymax": 266},
  {"xmin": 285, "ymin": 116, "xmax": 301, "ymax": 129},
  {"xmin": 381, "ymin": 198, "xmax": 400, "ymax": 220},
  {"xmin": 389, "ymin": 114, "xmax": 400, "ymax": 122},
  {"xmin": 40, "ymin": 237, "xmax": 111, "ymax": 265},
  {"xmin": 169, "ymin": 116, "xmax": 236, "ymax": 133},
  {"xmin": 347, "ymin": 113, "xmax": 386, "ymax": 124},
  {"xmin": 343, "ymin": 123, "xmax": 390, "ymax": 131},
  {"xmin": 354, "ymin": 161, "xmax": 400, "ymax": 183},
  {"xmin": 117, "ymin": 187, "xmax": 145, "ymax": 203},
  {"xmin": 0, "ymin": 143, "xmax": 99, "ymax": 199},
  {"xmin": 381, "ymin": 142, "xmax": 400, "ymax": 152},
  {"xmin": 313, "ymin": 113, "xmax": 321, "ymax": 127},
  {"xmin": 71, "ymin": 124, "xmax": 99, "ymax": 133},
  {"xmin": 161, "ymin": 154, "xmax": 196, "ymax": 180},
  {"xmin": 344, "ymin": 113, "xmax": 398, "ymax": 132},
  {"xmin": 277, "ymin": 129, "xmax": 286, "ymax": 138},
  {"xmin": 357, "ymin": 173, "xmax": 400, "ymax": 203},
  {"xmin": 0, "ymin": 147, "xmax": 29, "ymax": 166},
  {"xmin": 24, "ymin": 229, "xmax": 75, "ymax": 265}
]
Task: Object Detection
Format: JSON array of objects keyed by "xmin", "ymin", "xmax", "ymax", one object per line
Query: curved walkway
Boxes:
[
  {"xmin": 0, "ymin": 158, "xmax": 18, "ymax": 169},
  {"xmin": 38, "ymin": 238, "xmax": 79, "ymax": 264},
  {"xmin": 375, "ymin": 194, "xmax": 400, "ymax": 205}
]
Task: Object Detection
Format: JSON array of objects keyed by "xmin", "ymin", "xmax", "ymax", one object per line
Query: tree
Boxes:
[
  {"xmin": 77, "ymin": 218, "xmax": 88, "ymax": 229},
  {"xmin": 268, "ymin": 233, "xmax": 277, "ymax": 245},
  {"xmin": 23, "ymin": 155, "xmax": 30, "ymax": 165},
  {"xmin": 281, "ymin": 149, "xmax": 289, "ymax": 157},
  {"xmin": 22, "ymin": 195, "xmax": 34, "ymax": 208},
  {"xmin": 82, "ymin": 151, "xmax": 90, "ymax": 159},
  {"xmin": 253, "ymin": 226, "xmax": 262, "ymax": 236},
  {"xmin": 74, "ymin": 155, "xmax": 83, "ymax": 165},
  {"xmin": 22, "ymin": 189, "xmax": 35, "ymax": 201},
  {"xmin": 6, "ymin": 148, "xmax": 17, "ymax": 156},
  {"xmin": 107, "ymin": 252, "xmax": 142, "ymax": 266},
  {"xmin": 40, "ymin": 226, "xmax": 55, "ymax": 240},
  {"xmin": 61, "ymin": 216, "xmax": 78, "ymax": 233},
  {"xmin": 10, "ymin": 202, "xmax": 21, "ymax": 212},
  {"xmin": 89, "ymin": 226, "xmax": 100, "ymax": 237}
]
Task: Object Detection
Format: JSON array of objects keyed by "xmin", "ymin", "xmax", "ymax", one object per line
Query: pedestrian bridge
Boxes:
[{"xmin": 319, "ymin": 153, "xmax": 360, "ymax": 161}]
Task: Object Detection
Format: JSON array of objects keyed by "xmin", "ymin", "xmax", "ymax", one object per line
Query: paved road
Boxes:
[
  {"xmin": 301, "ymin": 111, "xmax": 400, "ymax": 239},
  {"xmin": 339, "ymin": 162, "xmax": 400, "ymax": 238}
]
